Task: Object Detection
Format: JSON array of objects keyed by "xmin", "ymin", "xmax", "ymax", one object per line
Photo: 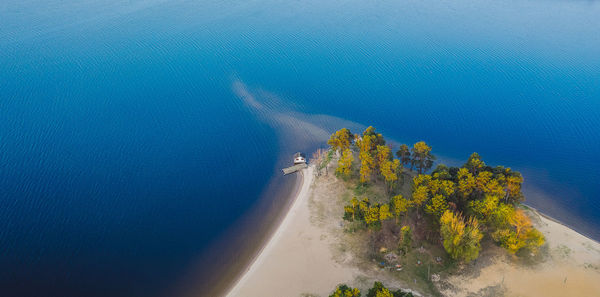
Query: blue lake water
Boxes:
[{"xmin": 1, "ymin": 0, "xmax": 599, "ymax": 296}]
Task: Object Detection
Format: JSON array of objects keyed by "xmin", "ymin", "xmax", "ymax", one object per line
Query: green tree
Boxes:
[
  {"xmin": 440, "ymin": 210, "xmax": 483, "ymax": 263},
  {"xmin": 432, "ymin": 164, "xmax": 451, "ymax": 180},
  {"xmin": 395, "ymin": 144, "xmax": 411, "ymax": 167},
  {"xmin": 469, "ymin": 194, "xmax": 500, "ymax": 222},
  {"xmin": 366, "ymin": 282, "xmax": 413, "ymax": 297},
  {"xmin": 411, "ymin": 141, "xmax": 435, "ymax": 174},
  {"xmin": 489, "ymin": 203, "xmax": 514, "ymax": 229},
  {"xmin": 464, "ymin": 152, "xmax": 485, "ymax": 175},
  {"xmin": 343, "ymin": 197, "xmax": 362, "ymax": 222}
]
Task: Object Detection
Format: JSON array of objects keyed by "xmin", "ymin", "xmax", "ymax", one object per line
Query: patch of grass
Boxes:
[
  {"xmin": 353, "ymin": 182, "xmax": 370, "ymax": 196},
  {"xmin": 465, "ymin": 284, "xmax": 505, "ymax": 297},
  {"xmin": 513, "ymin": 242, "xmax": 549, "ymax": 266},
  {"xmin": 555, "ymin": 244, "xmax": 572, "ymax": 259},
  {"xmin": 341, "ymin": 191, "xmax": 351, "ymax": 202}
]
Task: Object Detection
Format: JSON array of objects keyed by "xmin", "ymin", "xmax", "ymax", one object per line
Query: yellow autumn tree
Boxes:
[
  {"xmin": 425, "ymin": 194, "xmax": 449, "ymax": 219},
  {"xmin": 465, "ymin": 152, "xmax": 485, "ymax": 175},
  {"xmin": 359, "ymin": 150, "xmax": 375, "ymax": 183},
  {"xmin": 380, "ymin": 159, "xmax": 401, "ymax": 190},
  {"xmin": 505, "ymin": 173, "xmax": 524, "ymax": 203},
  {"xmin": 364, "ymin": 205, "xmax": 381, "ymax": 226},
  {"xmin": 376, "ymin": 145, "xmax": 391, "ymax": 167},
  {"xmin": 336, "ymin": 148, "xmax": 354, "ymax": 178},
  {"xmin": 428, "ymin": 179, "xmax": 455, "ymax": 197},
  {"xmin": 469, "ymin": 194, "xmax": 500, "ymax": 222},
  {"xmin": 492, "ymin": 209, "xmax": 545, "ymax": 255},
  {"xmin": 411, "ymin": 141, "xmax": 435, "ymax": 174},
  {"xmin": 457, "ymin": 168, "xmax": 476, "ymax": 198},
  {"xmin": 375, "ymin": 288, "xmax": 394, "ymax": 297},
  {"xmin": 357, "ymin": 133, "xmax": 377, "ymax": 183},
  {"xmin": 475, "ymin": 171, "xmax": 492, "ymax": 194},
  {"xmin": 329, "ymin": 284, "xmax": 360, "ymax": 297},
  {"xmin": 440, "ymin": 211, "xmax": 483, "ymax": 263},
  {"xmin": 379, "ymin": 204, "xmax": 393, "ymax": 221},
  {"xmin": 327, "ymin": 128, "xmax": 354, "ymax": 152},
  {"xmin": 412, "ymin": 185, "xmax": 429, "ymax": 217},
  {"xmin": 391, "ymin": 194, "xmax": 410, "ymax": 224}
]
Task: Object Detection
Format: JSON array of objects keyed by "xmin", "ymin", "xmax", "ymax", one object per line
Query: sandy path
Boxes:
[{"xmin": 226, "ymin": 166, "xmax": 359, "ymax": 297}]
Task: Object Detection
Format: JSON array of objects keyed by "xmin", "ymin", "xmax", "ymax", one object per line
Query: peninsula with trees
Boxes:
[
  {"xmin": 227, "ymin": 125, "xmax": 600, "ymax": 297},
  {"xmin": 321, "ymin": 126, "xmax": 545, "ymax": 296}
]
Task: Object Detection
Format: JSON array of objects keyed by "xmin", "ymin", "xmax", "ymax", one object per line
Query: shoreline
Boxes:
[
  {"xmin": 225, "ymin": 165, "xmax": 313, "ymax": 297},
  {"xmin": 523, "ymin": 203, "xmax": 600, "ymax": 246},
  {"xmin": 181, "ymin": 159, "xmax": 304, "ymax": 297},
  {"xmin": 444, "ymin": 203, "xmax": 600, "ymax": 297},
  {"xmin": 221, "ymin": 160, "xmax": 599, "ymax": 297}
]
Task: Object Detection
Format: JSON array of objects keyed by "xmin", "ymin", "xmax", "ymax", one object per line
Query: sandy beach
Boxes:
[
  {"xmin": 225, "ymin": 161, "xmax": 600, "ymax": 297},
  {"xmin": 226, "ymin": 165, "xmax": 362, "ymax": 297},
  {"xmin": 440, "ymin": 208, "xmax": 600, "ymax": 297}
]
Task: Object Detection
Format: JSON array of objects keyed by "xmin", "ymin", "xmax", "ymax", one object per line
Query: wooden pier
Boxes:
[{"xmin": 282, "ymin": 163, "xmax": 307, "ymax": 175}]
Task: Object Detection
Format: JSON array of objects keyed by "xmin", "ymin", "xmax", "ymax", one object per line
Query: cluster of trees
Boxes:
[
  {"xmin": 329, "ymin": 284, "xmax": 360, "ymax": 297},
  {"xmin": 329, "ymin": 127, "xmax": 544, "ymax": 263},
  {"xmin": 343, "ymin": 194, "xmax": 414, "ymax": 229},
  {"xmin": 328, "ymin": 127, "xmax": 434, "ymax": 190},
  {"xmin": 329, "ymin": 282, "xmax": 414, "ymax": 297},
  {"xmin": 406, "ymin": 153, "xmax": 544, "ymax": 261},
  {"xmin": 343, "ymin": 197, "xmax": 393, "ymax": 228}
]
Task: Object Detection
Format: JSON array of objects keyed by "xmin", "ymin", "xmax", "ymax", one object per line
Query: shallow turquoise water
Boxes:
[{"xmin": 1, "ymin": 0, "xmax": 599, "ymax": 296}]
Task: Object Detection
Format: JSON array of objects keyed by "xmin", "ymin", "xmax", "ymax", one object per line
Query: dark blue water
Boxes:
[{"xmin": 1, "ymin": 0, "xmax": 599, "ymax": 296}]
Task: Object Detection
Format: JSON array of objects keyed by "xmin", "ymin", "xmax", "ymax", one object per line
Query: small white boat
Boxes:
[{"xmin": 293, "ymin": 152, "xmax": 306, "ymax": 164}]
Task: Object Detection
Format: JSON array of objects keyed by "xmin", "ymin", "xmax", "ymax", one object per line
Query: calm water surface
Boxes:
[{"xmin": 1, "ymin": 0, "xmax": 599, "ymax": 296}]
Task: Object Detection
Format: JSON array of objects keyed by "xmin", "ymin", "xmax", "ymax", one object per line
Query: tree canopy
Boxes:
[
  {"xmin": 440, "ymin": 211, "xmax": 483, "ymax": 263},
  {"xmin": 411, "ymin": 141, "xmax": 435, "ymax": 174},
  {"xmin": 329, "ymin": 126, "xmax": 544, "ymax": 264},
  {"xmin": 336, "ymin": 148, "xmax": 354, "ymax": 178},
  {"xmin": 328, "ymin": 128, "xmax": 354, "ymax": 152}
]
